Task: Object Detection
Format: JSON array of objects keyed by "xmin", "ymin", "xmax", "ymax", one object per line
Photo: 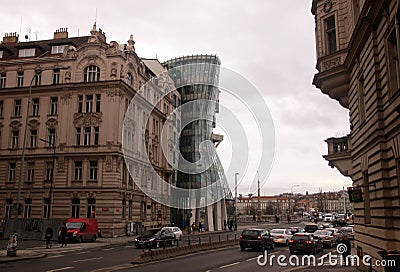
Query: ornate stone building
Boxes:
[
  {"xmin": 312, "ymin": 0, "xmax": 400, "ymax": 270},
  {"xmin": 0, "ymin": 25, "xmax": 180, "ymax": 237}
]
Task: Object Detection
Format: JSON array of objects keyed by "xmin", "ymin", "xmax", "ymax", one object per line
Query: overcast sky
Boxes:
[{"xmin": 0, "ymin": 0, "xmax": 352, "ymax": 196}]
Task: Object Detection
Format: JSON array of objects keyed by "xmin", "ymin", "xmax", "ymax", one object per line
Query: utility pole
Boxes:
[
  {"xmin": 257, "ymin": 171, "xmax": 261, "ymax": 221},
  {"xmin": 234, "ymin": 173, "xmax": 239, "ymax": 226},
  {"xmin": 343, "ymin": 186, "xmax": 347, "ymax": 214}
]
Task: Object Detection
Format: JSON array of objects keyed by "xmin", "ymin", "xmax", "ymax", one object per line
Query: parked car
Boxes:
[
  {"xmin": 325, "ymin": 228, "xmax": 344, "ymax": 244},
  {"xmin": 65, "ymin": 218, "xmax": 98, "ymax": 243},
  {"xmin": 289, "ymin": 226, "xmax": 304, "ymax": 235},
  {"xmin": 162, "ymin": 226, "xmax": 182, "ymax": 240},
  {"xmin": 312, "ymin": 230, "xmax": 338, "ymax": 248},
  {"xmin": 304, "ymin": 223, "xmax": 319, "ymax": 233},
  {"xmin": 289, "ymin": 233, "xmax": 324, "ymax": 254},
  {"xmin": 339, "ymin": 226, "xmax": 355, "ymax": 240},
  {"xmin": 134, "ymin": 228, "xmax": 175, "ymax": 248},
  {"xmin": 239, "ymin": 228, "xmax": 274, "ymax": 251},
  {"xmin": 270, "ymin": 229, "xmax": 292, "ymax": 246}
]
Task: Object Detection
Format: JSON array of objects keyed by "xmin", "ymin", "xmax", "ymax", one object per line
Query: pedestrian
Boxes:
[
  {"xmin": 341, "ymin": 235, "xmax": 352, "ymax": 265},
  {"xmin": 45, "ymin": 224, "xmax": 53, "ymax": 249},
  {"xmin": 58, "ymin": 222, "xmax": 68, "ymax": 247},
  {"xmin": 223, "ymin": 220, "xmax": 227, "ymax": 230},
  {"xmin": 191, "ymin": 222, "xmax": 196, "ymax": 234},
  {"xmin": 287, "ymin": 214, "xmax": 291, "ymax": 224}
]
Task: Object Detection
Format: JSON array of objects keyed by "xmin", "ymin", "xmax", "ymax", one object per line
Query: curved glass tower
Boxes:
[{"xmin": 163, "ymin": 55, "xmax": 231, "ymax": 231}]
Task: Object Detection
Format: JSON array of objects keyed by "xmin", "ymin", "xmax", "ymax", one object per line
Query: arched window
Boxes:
[{"xmin": 84, "ymin": 65, "xmax": 100, "ymax": 82}]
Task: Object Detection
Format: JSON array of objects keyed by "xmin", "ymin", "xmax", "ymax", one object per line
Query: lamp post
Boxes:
[
  {"xmin": 257, "ymin": 171, "xmax": 261, "ymax": 221},
  {"xmin": 13, "ymin": 67, "xmax": 67, "ymax": 248},
  {"xmin": 234, "ymin": 172, "xmax": 239, "ymax": 227},
  {"xmin": 40, "ymin": 138, "xmax": 56, "ymax": 219}
]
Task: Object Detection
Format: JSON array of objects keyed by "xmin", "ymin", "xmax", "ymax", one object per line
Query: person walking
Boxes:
[
  {"xmin": 191, "ymin": 222, "xmax": 196, "ymax": 234},
  {"xmin": 45, "ymin": 224, "xmax": 53, "ymax": 249},
  {"xmin": 59, "ymin": 223, "xmax": 68, "ymax": 247}
]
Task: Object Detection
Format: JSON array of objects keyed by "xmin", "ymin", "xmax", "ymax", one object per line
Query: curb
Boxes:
[{"xmin": 0, "ymin": 252, "xmax": 47, "ymax": 263}]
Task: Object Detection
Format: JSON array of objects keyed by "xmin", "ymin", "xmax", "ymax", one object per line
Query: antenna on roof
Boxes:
[
  {"xmin": 19, "ymin": 16, "xmax": 22, "ymax": 42},
  {"xmin": 34, "ymin": 30, "xmax": 40, "ymax": 41},
  {"xmin": 95, "ymin": 8, "xmax": 98, "ymax": 24},
  {"xmin": 26, "ymin": 27, "xmax": 31, "ymax": 41}
]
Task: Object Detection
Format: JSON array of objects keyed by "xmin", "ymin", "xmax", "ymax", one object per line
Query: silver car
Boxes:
[
  {"xmin": 162, "ymin": 226, "xmax": 182, "ymax": 240},
  {"xmin": 270, "ymin": 229, "xmax": 292, "ymax": 246}
]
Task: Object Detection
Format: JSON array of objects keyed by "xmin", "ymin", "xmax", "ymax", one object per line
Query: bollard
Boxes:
[
  {"xmin": 199, "ymin": 237, "xmax": 201, "ymax": 244},
  {"xmin": 163, "ymin": 240, "xmax": 166, "ymax": 249},
  {"xmin": 188, "ymin": 238, "xmax": 191, "ymax": 246},
  {"xmin": 209, "ymin": 236, "xmax": 211, "ymax": 243},
  {"xmin": 177, "ymin": 239, "xmax": 179, "ymax": 247},
  {"xmin": 219, "ymin": 235, "xmax": 221, "ymax": 242},
  {"xmin": 227, "ymin": 234, "xmax": 229, "ymax": 241},
  {"xmin": 235, "ymin": 234, "xmax": 237, "ymax": 240}
]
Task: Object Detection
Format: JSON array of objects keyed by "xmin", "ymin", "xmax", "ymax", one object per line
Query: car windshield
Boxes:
[
  {"xmin": 314, "ymin": 230, "xmax": 330, "ymax": 235},
  {"xmin": 341, "ymin": 227, "xmax": 353, "ymax": 232},
  {"xmin": 66, "ymin": 222, "xmax": 83, "ymax": 229},
  {"xmin": 293, "ymin": 235, "xmax": 310, "ymax": 241},
  {"xmin": 143, "ymin": 229, "xmax": 160, "ymax": 236},
  {"xmin": 242, "ymin": 230, "xmax": 260, "ymax": 237},
  {"xmin": 270, "ymin": 230, "xmax": 284, "ymax": 234}
]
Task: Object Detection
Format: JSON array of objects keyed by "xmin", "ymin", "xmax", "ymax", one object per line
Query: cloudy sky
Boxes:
[{"xmin": 0, "ymin": 0, "xmax": 352, "ymax": 196}]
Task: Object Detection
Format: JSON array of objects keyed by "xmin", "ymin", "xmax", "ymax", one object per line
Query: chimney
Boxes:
[
  {"xmin": 3, "ymin": 32, "xmax": 19, "ymax": 44},
  {"xmin": 54, "ymin": 28, "xmax": 68, "ymax": 39}
]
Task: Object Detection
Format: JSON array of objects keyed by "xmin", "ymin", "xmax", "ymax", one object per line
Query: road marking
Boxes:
[
  {"xmin": 72, "ymin": 257, "xmax": 104, "ymax": 263},
  {"xmin": 103, "ymin": 247, "xmax": 114, "ymax": 251},
  {"xmin": 46, "ymin": 267, "xmax": 73, "ymax": 272},
  {"xmin": 218, "ymin": 262, "xmax": 240, "ymax": 269},
  {"xmin": 47, "ymin": 255, "xmax": 64, "ymax": 259},
  {"xmin": 75, "ymin": 251, "xmax": 89, "ymax": 255},
  {"xmin": 205, "ymin": 270, "xmax": 212, "ymax": 272},
  {"xmin": 246, "ymin": 257, "xmax": 258, "ymax": 262}
]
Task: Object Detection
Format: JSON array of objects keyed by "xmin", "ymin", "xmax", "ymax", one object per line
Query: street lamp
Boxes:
[
  {"xmin": 289, "ymin": 185, "xmax": 300, "ymax": 215},
  {"xmin": 13, "ymin": 67, "xmax": 67, "ymax": 245},
  {"xmin": 40, "ymin": 138, "xmax": 56, "ymax": 219},
  {"xmin": 234, "ymin": 172, "xmax": 239, "ymax": 227}
]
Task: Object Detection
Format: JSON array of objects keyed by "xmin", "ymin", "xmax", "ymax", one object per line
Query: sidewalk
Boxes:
[{"xmin": 0, "ymin": 250, "xmax": 46, "ymax": 263}]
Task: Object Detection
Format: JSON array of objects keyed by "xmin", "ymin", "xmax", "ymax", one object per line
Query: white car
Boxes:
[
  {"xmin": 324, "ymin": 213, "xmax": 333, "ymax": 222},
  {"xmin": 270, "ymin": 229, "xmax": 292, "ymax": 246},
  {"xmin": 162, "ymin": 227, "xmax": 182, "ymax": 240}
]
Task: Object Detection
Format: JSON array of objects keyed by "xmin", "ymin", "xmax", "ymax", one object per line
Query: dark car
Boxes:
[
  {"xmin": 312, "ymin": 230, "xmax": 338, "ymax": 248},
  {"xmin": 134, "ymin": 228, "xmax": 174, "ymax": 248},
  {"xmin": 333, "ymin": 214, "xmax": 347, "ymax": 226},
  {"xmin": 289, "ymin": 233, "xmax": 324, "ymax": 254},
  {"xmin": 239, "ymin": 228, "xmax": 274, "ymax": 251},
  {"xmin": 304, "ymin": 223, "xmax": 318, "ymax": 233}
]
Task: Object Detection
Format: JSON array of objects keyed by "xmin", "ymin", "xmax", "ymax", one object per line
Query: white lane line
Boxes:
[
  {"xmin": 75, "ymin": 251, "xmax": 89, "ymax": 255},
  {"xmin": 246, "ymin": 257, "xmax": 258, "ymax": 262},
  {"xmin": 218, "ymin": 262, "xmax": 240, "ymax": 269},
  {"xmin": 46, "ymin": 267, "xmax": 73, "ymax": 272},
  {"xmin": 47, "ymin": 255, "xmax": 64, "ymax": 259},
  {"xmin": 72, "ymin": 257, "xmax": 104, "ymax": 263},
  {"xmin": 205, "ymin": 270, "xmax": 212, "ymax": 272},
  {"xmin": 103, "ymin": 247, "xmax": 114, "ymax": 251}
]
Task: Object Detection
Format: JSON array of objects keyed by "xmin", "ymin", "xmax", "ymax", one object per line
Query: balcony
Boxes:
[
  {"xmin": 313, "ymin": 50, "xmax": 350, "ymax": 108},
  {"xmin": 323, "ymin": 135, "xmax": 352, "ymax": 177}
]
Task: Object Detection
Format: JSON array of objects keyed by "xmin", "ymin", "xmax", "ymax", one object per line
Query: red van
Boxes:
[{"xmin": 65, "ymin": 218, "xmax": 98, "ymax": 242}]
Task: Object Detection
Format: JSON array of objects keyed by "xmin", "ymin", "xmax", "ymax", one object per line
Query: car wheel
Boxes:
[
  {"xmin": 240, "ymin": 246, "xmax": 245, "ymax": 251},
  {"xmin": 285, "ymin": 240, "xmax": 289, "ymax": 246},
  {"xmin": 270, "ymin": 243, "xmax": 275, "ymax": 250},
  {"xmin": 290, "ymin": 248, "xmax": 294, "ymax": 254},
  {"xmin": 313, "ymin": 246, "xmax": 317, "ymax": 255},
  {"xmin": 92, "ymin": 235, "xmax": 97, "ymax": 242},
  {"xmin": 78, "ymin": 236, "xmax": 83, "ymax": 243}
]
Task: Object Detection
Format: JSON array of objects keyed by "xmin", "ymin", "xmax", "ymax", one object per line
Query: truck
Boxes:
[{"xmin": 65, "ymin": 218, "xmax": 98, "ymax": 243}]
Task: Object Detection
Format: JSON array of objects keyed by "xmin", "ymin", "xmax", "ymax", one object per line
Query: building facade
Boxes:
[
  {"xmin": 0, "ymin": 25, "xmax": 179, "ymax": 238},
  {"xmin": 312, "ymin": 0, "xmax": 400, "ymax": 270},
  {"xmin": 163, "ymin": 55, "xmax": 230, "ymax": 231}
]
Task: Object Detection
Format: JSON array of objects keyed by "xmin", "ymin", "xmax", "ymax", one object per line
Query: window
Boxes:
[
  {"xmin": 14, "ymin": 99, "xmax": 21, "ymax": 116},
  {"xmin": 125, "ymin": 73, "xmax": 132, "ymax": 86},
  {"xmin": 84, "ymin": 127, "xmax": 91, "ymax": 145},
  {"xmin": 128, "ymin": 200, "xmax": 132, "ymax": 218},
  {"xmin": 50, "ymin": 97, "xmax": 58, "ymax": 115},
  {"xmin": 74, "ymin": 161, "xmax": 82, "ymax": 181},
  {"xmin": 0, "ymin": 50, "xmax": 3, "ymax": 58},
  {"xmin": 51, "ymin": 45, "xmax": 67, "ymax": 54},
  {"xmin": 43, "ymin": 198, "xmax": 51, "ymax": 219},
  {"xmin": 95, "ymin": 94, "xmax": 101, "ymax": 112},
  {"xmin": 45, "ymin": 162, "xmax": 53, "ymax": 181},
  {"xmin": 18, "ymin": 48, "xmax": 35, "ymax": 57},
  {"xmin": 52, "ymin": 69, "xmax": 60, "ymax": 84},
  {"xmin": 32, "ymin": 98, "xmax": 39, "ymax": 116},
  {"xmin": 76, "ymin": 127, "xmax": 81, "ymax": 145},
  {"xmin": 140, "ymin": 201, "xmax": 146, "ymax": 220},
  {"xmin": 34, "ymin": 73, "xmax": 41, "ymax": 86},
  {"xmin": 78, "ymin": 95, "xmax": 83, "ymax": 113},
  {"xmin": 387, "ymin": 31, "xmax": 400, "ymax": 94},
  {"xmin": 27, "ymin": 162, "xmax": 34, "ymax": 182},
  {"xmin": 85, "ymin": 95, "xmax": 93, "ymax": 113},
  {"xmin": 358, "ymin": 76, "xmax": 366, "ymax": 123},
  {"xmin": 122, "ymin": 199, "xmax": 126, "ymax": 218},
  {"xmin": 17, "ymin": 72, "xmax": 24, "ymax": 87},
  {"xmin": 8, "ymin": 162, "xmax": 16, "ymax": 181},
  {"xmin": 5, "ymin": 199, "xmax": 13, "ymax": 218},
  {"xmin": 11, "ymin": 130, "xmax": 19, "ymax": 148},
  {"xmin": 363, "ymin": 172, "xmax": 371, "ymax": 224},
  {"xmin": 48, "ymin": 128, "xmax": 55, "ymax": 146},
  {"xmin": 325, "ymin": 16, "xmax": 337, "ymax": 54},
  {"xmin": 94, "ymin": 127, "xmax": 99, "ymax": 145},
  {"xmin": 87, "ymin": 198, "xmax": 96, "ymax": 218},
  {"xmin": 24, "ymin": 198, "xmax": 32, "ymax": 218},
  {"xmin": 29, "ymin": 129, "xmax": 37, "ymax": 148},
  {"xmin": 0, "ymin": 73, "xmax": 6, "ymax": 89},
  {"xmin": 71, "ymin": 198, "xmax": 80, "ymax": 218},
  {"xmin": 89, "ymin": 160, "xmax": 98, "ymax": 181},
  {"xmin": 0, "ymin": 100, "xmax": 3, "ymax": 116},
  {"xmin": 83, "ymin": 65, "xmax": 100, "ymax": 82}
]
